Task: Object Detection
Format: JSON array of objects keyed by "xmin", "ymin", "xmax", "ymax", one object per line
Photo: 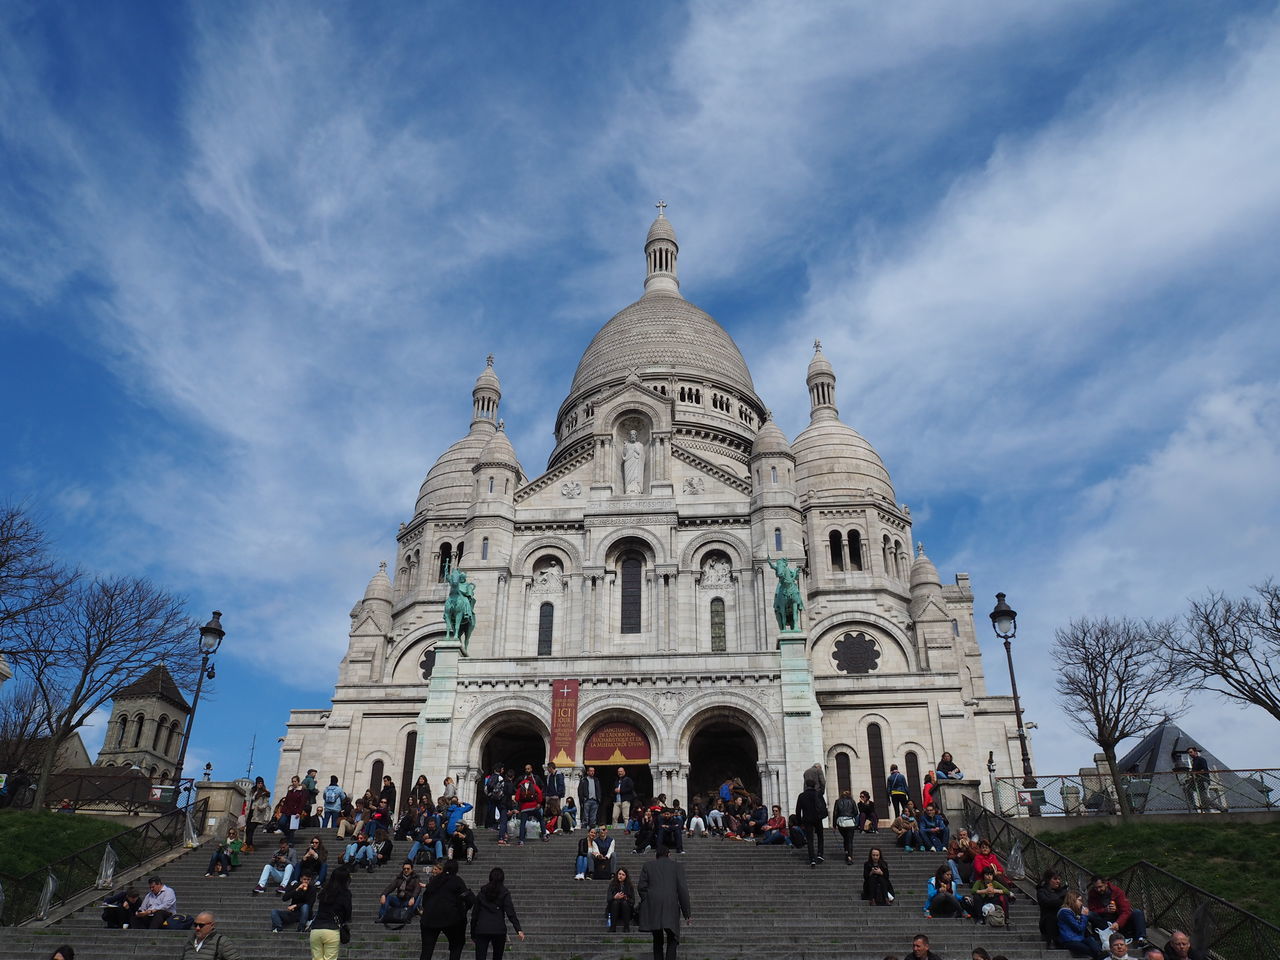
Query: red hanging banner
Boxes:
[{"xmin": 548, "ymin": 679, "xmax": 580, "ymax": 767}]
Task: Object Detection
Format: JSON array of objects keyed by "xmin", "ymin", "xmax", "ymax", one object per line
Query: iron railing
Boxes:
[
  {"xmin": 0, "ymin": 797, "xmax": 210, "ymax": 926},
  {"xmin": 2, "ymin": 772, "xmax": 196, "ymax": 815},
  {"xmin": 992, "ymin": 768, "xmax": 1280, "ymax": 817},
  {"xmin": 964, "ymin": 798, "xmax": 1280, "ymax": 960}
]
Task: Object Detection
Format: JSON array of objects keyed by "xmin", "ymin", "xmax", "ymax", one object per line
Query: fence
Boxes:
[
  {"xmin": 0, "ymin": 797, "xmax": 210, "ymax": 926},
  {"xmin": 964, "ymin": 797, "xmax": 1280, "ymax": 960},
  {"xmin": 992, "ymin": 768, "xmax": 1280, "ymax": 817},
  {"xmin": 2, "ymin": 772, "xmax": 196, "ymax": 815}
]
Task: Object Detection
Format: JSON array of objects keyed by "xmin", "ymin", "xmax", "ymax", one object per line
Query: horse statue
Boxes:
[
  {"xmin": 767, "ymin": 555, "xmax": 804, "ymax": 631},
  {"xmin": 442, "ymin": 561, "xmax": 476, "ymax": 655}
]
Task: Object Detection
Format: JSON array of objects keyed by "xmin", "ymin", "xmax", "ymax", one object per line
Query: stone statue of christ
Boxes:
[{"xmin": 622, "ymin": 429, "xmax": 645, "ymax": 494}]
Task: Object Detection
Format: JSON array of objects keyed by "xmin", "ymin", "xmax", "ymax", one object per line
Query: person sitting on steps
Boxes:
[
  {"xmin": 271, "ymin": 873, "xmax": 316, "ymax": 933},
  {"xmin": 606, "ymin": 866, "xmax": 637, "ymax": 932},
  {"xmin": 253, "ymin": 840, "xmax": 297, "ymax": 894},
  {"xmin": 862, "ymin": 847, "xmax": 895, "ymax": 906}
]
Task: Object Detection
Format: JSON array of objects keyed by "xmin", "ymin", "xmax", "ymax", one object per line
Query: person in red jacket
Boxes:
[
  {"xmin": 514, "ymin": 775, "xmax": 546, "ymax": 845},
  {"xmin": 279, "ymin": 776, "xmax": 309, "ymax": 843},
  {"xmin": 1086, "ymin": 875, "xmax": 1148, "ymax": 946}
]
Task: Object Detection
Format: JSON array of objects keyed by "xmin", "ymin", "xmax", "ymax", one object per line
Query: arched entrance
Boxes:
[
  {"xmin": 687, "ymin": 720, "xmax": 761, "ymax": 809},
  {"xmin": 585, "ymin": 721, "xmax": 653, "ymax": 824},
  {"xmin": 478, "ymin": 717, "xmax": 546, "ymax": 826}
]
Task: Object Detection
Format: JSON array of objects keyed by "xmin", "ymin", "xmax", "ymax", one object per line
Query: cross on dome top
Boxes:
[
  {"xmin": 486, "ymin": 354, "xmax": 495, "ymax": 367},
  {"xmin": 655, "ymin": 199, "xmax": 667, "ymax": 217},
  {"xmin": 814, "ymin": 339, "xmax": 823, "ymax": 352}
]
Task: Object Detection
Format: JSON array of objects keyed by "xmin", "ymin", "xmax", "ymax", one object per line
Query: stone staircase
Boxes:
[{"xmin": 0, "ymin": 826, "xmax": 1061, "ymax": 960}]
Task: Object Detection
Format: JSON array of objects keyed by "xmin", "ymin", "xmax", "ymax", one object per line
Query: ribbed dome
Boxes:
[
  {"xmin": 568, "ymin": 294, "xmax": 757, "ymax": 400},
  {"xmin": 416, "ymin": 427, "xmax": 492, "ymax": 514},
  {"xmin": 646, "ymin": 214, "xmax": 677, "ymax": 244},
  {"xmin": 910, "ymin": 545, "xmax": 942, "ymax": 593},
  {"xmin": 793, "ymin": 418, "xmax": 895, "ymax": 501},
  {"xmin": 808, "ymin": 342, "xmax": 835, "ymax": 378},
  {"xmin": 363, "ymin": 562, "xmax": 394, "ymax": 604},
  {"xmin": 474, "ymin": 359, "xmax": 500, "ymax": 390},
  {"xmin": 476, "ymin": 425, "xmax": 522, "ymax": 474},
  {"xmin": 751, "ymin": 416, "xmax": 793, "ymax": 459}
]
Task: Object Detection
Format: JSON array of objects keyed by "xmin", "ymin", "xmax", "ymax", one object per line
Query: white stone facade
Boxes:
[{"xmin": 278, "ymin": 213, "xmax": 1028, "ymax": 814}]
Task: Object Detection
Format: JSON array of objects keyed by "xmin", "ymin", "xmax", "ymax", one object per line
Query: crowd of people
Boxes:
[{"xmin": 81, "ymin": 756, "xmax": 1216, "ymax": 960}]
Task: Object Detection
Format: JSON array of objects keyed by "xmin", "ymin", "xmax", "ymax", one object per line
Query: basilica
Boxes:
[{"xmin": 277, "ymin": 211, "xmax": 1026, "ymax": 814}]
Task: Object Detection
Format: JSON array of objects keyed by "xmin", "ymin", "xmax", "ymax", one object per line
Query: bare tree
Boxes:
[
  {"xmin": 3, "ymin": 575, "xmax": 198, "ymax": 809},
  {"xmin": 0, "ymin": 680, "xmax": 54, "ymax": 775},
  {"xmin": 1052, "ymin": 616, "xmax": 1186, "ymax": 816},
  {"xmin": 1164, "ymin": 579, "xmax": 1280, "ymax": 724},
  {"xmin": 0, "ymin": 502, "xmax": 78, "ymax": 631}
]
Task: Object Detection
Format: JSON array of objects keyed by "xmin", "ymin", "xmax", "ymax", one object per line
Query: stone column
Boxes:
[
  {"xmin": 776, "ymin": 629, "xmax": 824, "ymax": 805},
  {"xmin": 415, "ymin": 640, "xmax": 462, "ymax": 787},
  {"xmin": 756, "ymin": 762, "xmax": 772, "ymax": 807}
]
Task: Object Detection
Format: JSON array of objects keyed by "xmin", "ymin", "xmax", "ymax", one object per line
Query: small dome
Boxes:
[
  {"xmin": 751, "ymin": 416, "xmax": 793, "ymax": 459},
  {"xmin": 364, "ymin": 562, "xmax": 394, "ymax": 605},
  {"xmin": 646, "ymin": 214, "xmax": 677, "ymax": 245},
  {"xmin": 808, "ymin": 340, "xmax": 834, "ymax": 380},
  {"xmin": 910, "ymin": 544, "xmax": 942, "ymax": 594},
  {"xmin": 416, "ymin": 428, "xmax": 491, "ymax": 514},
  {"xmin": 475, "ymin": 423, "xmax": 523, "ymax": 474},
  {"xmin": 474, "ymin": 355, "xmax": 500, "ymax": 391},
  {"xmin": 793, "ymin": 418, "xmax": 894, "ymax": 501}
]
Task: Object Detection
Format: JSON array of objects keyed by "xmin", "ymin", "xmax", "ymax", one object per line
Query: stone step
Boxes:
[{"xmin": 0, "ymin": 826, "xmax": 1050, "ymax": 960}]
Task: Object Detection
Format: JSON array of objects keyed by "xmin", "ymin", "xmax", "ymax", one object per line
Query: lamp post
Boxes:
[
  {"xmin": 989, "ymin": 593, "xmax": 1037, "ymax": 789},
  {"xmin": 174, "ymin": 610, "xmax": 224, "ymax": 787}
]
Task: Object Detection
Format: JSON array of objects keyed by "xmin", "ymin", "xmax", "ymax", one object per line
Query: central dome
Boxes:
[{"xmin": 568, "ymin": 292, "xmax": 757, "ymax": 400}]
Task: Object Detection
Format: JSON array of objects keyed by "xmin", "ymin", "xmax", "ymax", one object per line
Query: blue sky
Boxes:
[{"xmin": 3, "ymin": 0, "xmax": 1280, "ymax": 785}]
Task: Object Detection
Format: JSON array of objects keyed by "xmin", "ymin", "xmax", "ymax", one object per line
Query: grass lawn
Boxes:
[
  {"xmin": 1043, "ymin": 820, "xmax": 1280, "ymax": 926},
  {"xmin": 0, "ymin": 809, "xmax": 127, "ymax": 877}
]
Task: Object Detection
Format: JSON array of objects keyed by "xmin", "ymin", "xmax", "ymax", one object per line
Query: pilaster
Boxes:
[{"xmin": 777, "ymin": 629, "xmax": 824, "ymax": 806}]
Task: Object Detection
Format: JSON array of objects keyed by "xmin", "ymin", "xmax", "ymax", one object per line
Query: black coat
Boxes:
[
  {"xmin": 861, "ymin": 859, "xmax": 895, "ymax": 900},
  {"xmin": 615, "ymin": 776, "xmax": 635, "ymax": 803},
  {"xmin": 578, "ymin": 775, "xmax": 602, "ymax": 804},
  {"xmin": 637, "ymin": 856, "xmax": 690, "ymax": 932},
  {"xmin": 470, "ymin": 886, "xmax": 521, "ymax": 937},
  {"xmin": 795, "ymin": 787, "xmax": 828, "ymax": 825},
  {"xmin": 418, "ymin": 874, "xmax": 472, "ymax": 929}
]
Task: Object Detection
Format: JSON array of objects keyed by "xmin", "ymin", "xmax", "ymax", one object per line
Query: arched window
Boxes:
[
  {"xmin": 770, "ymin": 465, "xmax": 778, "ymax": 484},
  {"xmin": 166, "ymin": 721, "xmax": 180, "ymax": 757},
  {"xmin": 116, "ymin": 715, "xmax": 128, "ymax": 748},
  {"xmin": 882, "ymin": 535, "xmax": 891, "ymax": 574},
  {"xmin": 828, "ymin": 531, "xmax": 844, "ymax": 572},
  {"xmin": 538, "ymin": 602, "xmax": 554, "ymax": 656},
  {"xmin": 456, "ymin": 541, "xmax": 465, "ymax": 564},
  {"xmin": 773, "ymin": 528, "xmax": 783, "ymax": 552},
  {"xmin": 488, "ymin": 476, "xmax": 495, "ymax": 494},
  {"xmin": 905, "ymin": 751, "xmax": 923, "ymax": 807},
  {"xmin": 438, "ymin": 542, "xmax": 453, "ymax": 581},
  {"xmin": 710, "ymin": 598, "xmax": 727, "ymax": 652},
  {"xmin": 152, "ymin": 715, "xmax": 168, "ymax": 751},
  {"xmin": 148, "ymin": 765, "xmax": 158, "ymax": 779},
  {"xmin": 400, "ymin": 732, "xmax": 417, "ymax": 812},
  {"xmin": 847, "ymin": 530, "xmax": 863, "ymax": 571},
  {"xmin": 160, "ymin": 769, "xmax": 170, "ymax": 782},
  {"xmin": 893, "ymin": 539, "xmax": 903, "ymax": 579},
  {"xmin": 620, "ymin": 556, "xmax": 642, "ymax": 634},
  {"xmin": 836, "ymin": 752, "xmax": 852, "ymax": 796},
  {"xmin": 132, "ymin": 713, "xmax": 145, "ymax": 748},
  {"xmin": 481, "ymin": 537, "xmax": 490, "ymax": 561},
  {"xmin": 369, "ymin": 759, "xmax": 385, "ymax": 795},
  {"xmin": 867, "ymin": 723, "xmax": 888, "ymax": 818}
]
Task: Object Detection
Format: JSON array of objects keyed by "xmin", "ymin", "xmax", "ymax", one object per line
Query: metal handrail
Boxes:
[
  {"xmin": 964, "ymin": 797, "xmax": 1280, "ymax": 960},
  {"xmin": 991, "ymin": 768, "xmax": 1279, "ymax": 816},
  {"xmin": 3, "ymin": 772, "xmax": 197, "ymax": 815},
  {"xmin": 0, "ymin": 797, "xmax": 210, "ymax": 926}
]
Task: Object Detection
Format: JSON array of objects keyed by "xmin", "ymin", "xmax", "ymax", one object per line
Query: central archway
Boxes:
[
  {"xmin": 585, "ymin": 721, "xmax": 654, "ymax": 826},
  {"xmin": 478, "ymin": 716, "xmax": 546, "ymax": 827},
  {"xmin": 687, "ymin": 720, "xmax": 760, "ymax": 809}
]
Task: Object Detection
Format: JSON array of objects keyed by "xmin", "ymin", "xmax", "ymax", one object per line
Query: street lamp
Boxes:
[
  {"xmin": 989, "ymin": 593, "xmax": 1037, "ymax": 789},
  {"xmin": 174, "ymin": 610, "xmax": 224, "ymax": 787}
]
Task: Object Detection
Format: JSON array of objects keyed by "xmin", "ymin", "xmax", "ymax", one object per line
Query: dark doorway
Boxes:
[
  {"xmin": 596, "ymin": 764, "xmax": 654, "ymax": 826},
  {"xmin": 687, "ymin": 721, "xmax": 760, "ymax": 811},
  {"xmin": 478, "ymin": 721, "xmax": 545, "ymax": 826}
]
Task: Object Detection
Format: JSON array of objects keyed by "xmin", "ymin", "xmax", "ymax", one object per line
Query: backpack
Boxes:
[
  {"xmin": 485, "ymin": 776, "xmax": 505, "ymax": 801},
  {"xmin": 324, "ymin": 785, "xmax": 344, "ymax": 807},
  {"xmin": 982, "ymin": 903, "xmax": 1006, "ymax": 926},
  {"xmin": 165, "ymin": 913, "xmax": 196, "ymax": 930},
  {"xmin": 516, "ymin": 781, "xmax": 536, "ymax": 804}
]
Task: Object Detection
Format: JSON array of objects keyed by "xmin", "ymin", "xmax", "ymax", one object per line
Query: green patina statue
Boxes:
[
  {"xmin": 767, "ymin": 555, "xmax": 804, "ymax": 631},
  {"xmin": 442, "ymin": 561, "xmax": 477, "ymax": 655}
]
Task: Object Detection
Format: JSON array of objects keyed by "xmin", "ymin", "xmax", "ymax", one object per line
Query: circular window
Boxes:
[{"xmin": 832, "ymin": 632, "xmax": 880, "ymax": 675}]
